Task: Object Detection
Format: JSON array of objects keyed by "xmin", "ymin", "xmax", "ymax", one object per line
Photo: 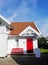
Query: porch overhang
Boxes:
[{"xmin": 19, "ymin": 26, "xmax": 41, "ymax": 37}]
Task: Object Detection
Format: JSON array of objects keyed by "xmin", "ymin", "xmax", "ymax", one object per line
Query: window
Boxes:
[
  {"xmin": 16, "ymin": 39, "xmax": 19, "ymax": 48},
  {"xmin": 10, "ymin": 28, "xmax": 13, "ymax": 30},
  {"xmin": 0, "ymin": 22, "xmax": 1, "ymax": 25},
  {"xmin": 26, "ymin": 33, "xmax": 29, "ymax": 35},
  {"xmin": 23, "ymin": 41, "xmax": 25, "ymax": 44}
]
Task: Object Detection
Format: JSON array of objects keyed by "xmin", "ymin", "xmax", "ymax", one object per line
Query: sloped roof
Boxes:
[
  {"xmin": 0, "ymin": 15, "xmax": 10, "ymax": 25},
  {"xmin": 9, "ymin": 22, "xmax": 40, "ymax": 35}
]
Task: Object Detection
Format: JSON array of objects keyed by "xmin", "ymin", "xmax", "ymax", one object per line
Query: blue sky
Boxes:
[{"xmin": 0, "ymin": 0, "xmax": 48, "ymax": 36}]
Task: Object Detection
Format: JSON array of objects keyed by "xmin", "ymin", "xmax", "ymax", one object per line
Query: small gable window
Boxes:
[{"xmin": 10, "ymin": 28, "xmax": 13, "ymax": 30}]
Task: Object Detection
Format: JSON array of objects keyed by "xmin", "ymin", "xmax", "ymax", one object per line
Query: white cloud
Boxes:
[
  {"xmin": 7, "ymin": 0, "xmax": 37, "ymax": 21},
  {"xmin": 7, "ymin": 11, "xmax": 17, "ymax": 21},
  {"xmin": 36, "ymin": 17, "xmax": 48, "ymax": 36},
  {"xmin": 41, "ymin": 23, "xmax": 48, "ymax": 36},
  {"xmin": 42, "ymin": 23, "xmax": 48, "ymax": 33}
]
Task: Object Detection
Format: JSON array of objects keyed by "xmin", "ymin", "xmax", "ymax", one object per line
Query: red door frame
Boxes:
[{"xmin": 26, "ymin": 38, "xmax": 33, "ymax": 53}]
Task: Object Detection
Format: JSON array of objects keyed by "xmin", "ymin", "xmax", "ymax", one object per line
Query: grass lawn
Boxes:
[{"xmin": 40, "ymin": 48, "xmax": 48, "ymax": 53}]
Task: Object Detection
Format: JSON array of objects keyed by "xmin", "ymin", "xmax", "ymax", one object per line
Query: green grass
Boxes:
[{"xmin": 40, "ymin": 48, "xmax": 48, "ymax": 53}]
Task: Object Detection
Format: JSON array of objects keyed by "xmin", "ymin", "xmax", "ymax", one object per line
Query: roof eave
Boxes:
[{"xmin": 0, "ymin": 15, "xmax": 10, "ymax": 26}]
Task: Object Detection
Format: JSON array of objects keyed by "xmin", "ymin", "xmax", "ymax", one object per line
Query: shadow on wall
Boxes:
[{"xmin": 11, "ymin": 48, "xmax": 48, "ymax": 65}]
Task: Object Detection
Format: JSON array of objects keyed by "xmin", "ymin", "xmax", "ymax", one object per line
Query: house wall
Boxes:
[
  {"xmin": 0, "ymin": 25, "xmax": 8, "ymax": 57},
  {"xmin": 33, "ymin": 37, "xmax": 38, "ymax": 50},
  {"xmin": 19, "ymin": 37, "xmax": 38, "ymax": 54},
  {"xmin": 7, "ymin": 37, "xmax": 26, "ymax": 54},
  {"xmin": 0, "ymin": 34, "xmax": 8, "ymax": 57},
  {"xmin": 7, "ymin": 37, "xmax": 39, "ymax": 54},
  {"xmin": 0, "ymin": 26, "xmax": 6, "ymax": 33},
  {"xmin": 19, "ymin": 37, "xmax": 39, "ymax": 55},
  {"xmin": 19, "ymin": 38, "xmax": 27, "ymax": 54},
  {"xmin": 7, "ymin": 38, "xmax": 17, "ymax": 54}
]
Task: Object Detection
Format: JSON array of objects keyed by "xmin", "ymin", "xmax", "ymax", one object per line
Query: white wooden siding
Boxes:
[
  {"xmin": 19, "ymin": 39, "xmax": 27, "ymax": 54},
  {"xmin": 0, "ymin": 26, "xmax": 6, "ymax": 33},
  {"xmin": 0, "ymin": 34, "xmax": 8, "ymax": 57},
  {"xmin": 7, "ymin": 39, "xmax": 17, "ymax": 54},
  {"xmin": 33, "ymin": 38, "xmax": 38, "ymax": 50}
]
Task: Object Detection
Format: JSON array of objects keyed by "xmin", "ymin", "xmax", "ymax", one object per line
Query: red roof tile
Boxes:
[{"xmin": 9, "ymin": 22, "xmax": 39, "ymax": 35}]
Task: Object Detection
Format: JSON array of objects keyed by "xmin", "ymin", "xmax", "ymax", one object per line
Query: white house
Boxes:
[{"xmin": 0, "ymin": 15, "xmax": 41, "ymax": 58}]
